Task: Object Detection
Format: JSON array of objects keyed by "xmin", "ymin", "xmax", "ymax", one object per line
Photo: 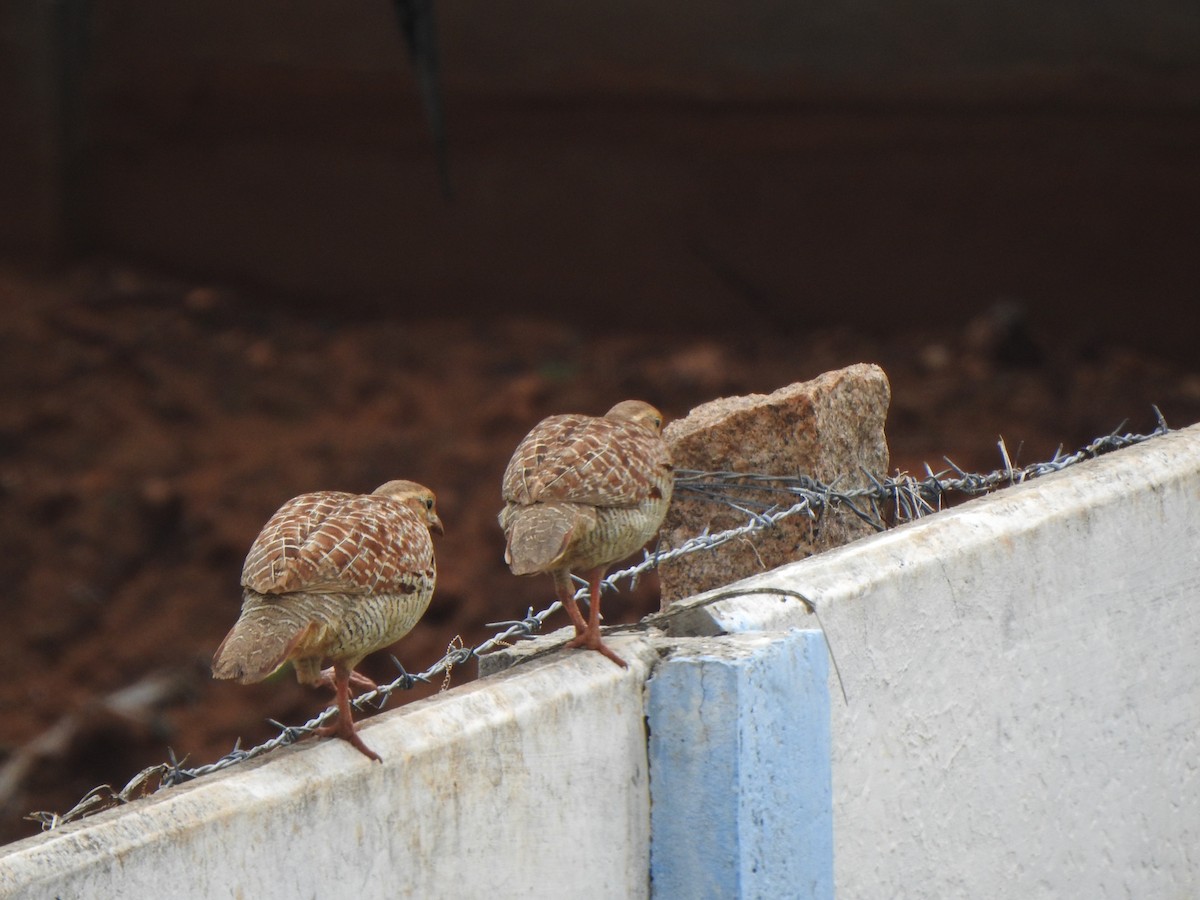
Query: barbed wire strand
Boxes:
[{"xmin": 28, "ymin": 411, "xmax": 1170, "ymax": 829}]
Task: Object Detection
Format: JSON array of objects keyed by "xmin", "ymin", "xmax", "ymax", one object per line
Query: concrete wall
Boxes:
[
  {"xmin": 0, "ymin": 642, "xmax": 660, "ymax": 899},
  {"xmin": 648, "ymin": 631, "xmax": 833, "ymax": 898},
  {"xmin": 2, "ymin": 424, "xmax": 1197, "ymax": 896},
  {"xmin": 675, "ymin": 423, "xmax": 1200, "ymax": 896}
]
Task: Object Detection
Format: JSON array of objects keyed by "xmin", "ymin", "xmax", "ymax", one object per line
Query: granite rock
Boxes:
[{"xmin": 659, "ymin": 364, "xmax": 890, "ymax": 606}]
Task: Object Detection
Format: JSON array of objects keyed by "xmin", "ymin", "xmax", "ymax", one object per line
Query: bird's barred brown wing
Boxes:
[
  {"xmin": 241, "ymin": 492, "xmax": 436, "ymax": 596},
  {"xmin": 502, "ymin": 414, "xmax": 670, "ymax": 509}
]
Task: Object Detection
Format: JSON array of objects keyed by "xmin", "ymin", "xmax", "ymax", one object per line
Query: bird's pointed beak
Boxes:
[{"xmin": 429, "ymin": 513, "xmax": 445, "ymax": 536}]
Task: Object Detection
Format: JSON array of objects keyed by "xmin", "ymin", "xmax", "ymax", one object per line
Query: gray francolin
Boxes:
[
  {"xmin": 499, "ymin": 400, "xmax": 673, "ymax": 667},
  {"xmin": 212, "ymin": 480, "xmax": 443, "ymax": 760}
]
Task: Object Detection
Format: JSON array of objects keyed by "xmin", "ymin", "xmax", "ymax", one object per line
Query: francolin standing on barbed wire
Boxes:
[
  {"xmin": 499, "ymin": 400, "xmax": 674, "ymax": 667},
  {"xmin": 212, "ymin": 480, "xmax": 443, "ymax": 761}
]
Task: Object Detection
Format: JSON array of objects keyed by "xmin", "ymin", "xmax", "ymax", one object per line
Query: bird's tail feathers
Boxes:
[
  {"xmin": 211, "ymin": 602, "xmax": 317, "ymax": 684},
  {"xmin": 505, "ymin": 504, "xmax": 578, "ymax": 575}
]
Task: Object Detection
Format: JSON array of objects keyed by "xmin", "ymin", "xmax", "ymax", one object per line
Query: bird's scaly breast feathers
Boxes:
[
  {"xmin": 501, "ymin": 414, "xmax": 672, "ymax": 509},
  {"xmin": 241, "ymin": 491, "xmax": 437, "ymax": 596}
]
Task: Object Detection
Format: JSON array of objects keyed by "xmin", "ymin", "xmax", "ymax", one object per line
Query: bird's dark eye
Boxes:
[{"xmin": 425, "ymin": 498, "xmax": 435, "ymax": 510}]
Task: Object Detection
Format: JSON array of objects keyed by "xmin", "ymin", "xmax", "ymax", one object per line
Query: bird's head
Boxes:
[
  {"xmin": 372, "ymin": 480, "xmax": 445, "ymax": 535},
  {"xmin": 604, "ymin": 400, "xmax": 665, "ymax": 434}
]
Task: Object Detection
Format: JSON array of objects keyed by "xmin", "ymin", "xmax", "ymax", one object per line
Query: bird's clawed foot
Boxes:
[
  {"xmin": 566, "ymin": 627, "xmax": 628, "ymax": 668},
  {"xmin": 314, "ymin": 715, "xmax": 382, "ymax": 762},
  {"xmin": 315, "ymin": 663, "xmax": 383, "ymax": 761},
  {"xmin": 554, "ymin": 568, "xmax": 627, "ymax": 667}
]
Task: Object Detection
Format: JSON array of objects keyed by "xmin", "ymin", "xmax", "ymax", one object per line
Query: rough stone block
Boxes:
[{"xmin": 658, "ymin": 363, "xmax": 890, "ymax": 606}]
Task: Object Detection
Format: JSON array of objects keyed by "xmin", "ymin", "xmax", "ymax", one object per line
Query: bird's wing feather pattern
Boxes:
[
  {"xmin": 241, "ymin": 491, "xmax": 435, "ymax": 595},
  {"xmin": 502, "ymin": 414, "xmax": 670, "ymax": 508}
]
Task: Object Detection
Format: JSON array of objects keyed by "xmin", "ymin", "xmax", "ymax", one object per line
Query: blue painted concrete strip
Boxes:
[{"xmin": 647, "ymin": 630, "xmax": 833, "ymax": 899}]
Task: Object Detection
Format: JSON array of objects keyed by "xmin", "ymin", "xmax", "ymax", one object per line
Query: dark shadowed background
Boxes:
[{"xmin": 1, "ymin": 0, "xmax": 1198, "ymax": 844}]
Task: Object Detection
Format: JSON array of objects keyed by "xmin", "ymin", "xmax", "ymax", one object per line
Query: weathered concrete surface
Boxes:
[
  {"xmin": 659, "ymin": 364, "xmax": 890, "ymax": 605},
  {"xmin": 668, "ymin": 423, "xmax": 1200, "ymax": 898},
  {"xmin": 647, "ymin": 631, "xmax": 832, "ymax": 900},
  {"xmin": 476, "ymin": 624, "xmax": 591, "ymax": 678},
  {"xmin": 0, "ymin": 637, "xmax": 658, "ymax": 900}
]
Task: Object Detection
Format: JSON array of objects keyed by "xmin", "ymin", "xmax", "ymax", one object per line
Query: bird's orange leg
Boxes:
[
  {"xmin": 553, "ymin": 570, "xmax": 589, "ymax": 636},
  {"xmin": 319, "ymin": 666, "xmax": 377, "ymax": 694},
  {"xmin": 565, "ymin": 567, "xmax": 627, "ymax": 668},
  {"xmin": 314, "ymin": 662, "xmax": 382, "ymax": 762}
]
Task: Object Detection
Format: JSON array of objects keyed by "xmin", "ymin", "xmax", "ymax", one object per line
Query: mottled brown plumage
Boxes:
[
  {"xmin": 213, "ymin": 480, "xmax": 443, "ymax": 760},
  {"xmin": 499, "ymin": 400, "xmax": 673, "ymax": 666}
]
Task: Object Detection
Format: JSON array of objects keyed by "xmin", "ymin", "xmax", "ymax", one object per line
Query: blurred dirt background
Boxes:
[{"xmin": 2, "ymin": 259, "xmax": 1198, "ymax": 844}]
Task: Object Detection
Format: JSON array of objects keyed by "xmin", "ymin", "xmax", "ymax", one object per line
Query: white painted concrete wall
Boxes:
[
  {"xmin": 675, "ymin": 423, "xmax": 1200, "ymax": 898},
  {"xmin": 2, "ymin": 424, "xmax": 1198, "ymax": 897},
  {"xmin": 0, "ymin": 641, "xmax": 658, "ymax": 900}
]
